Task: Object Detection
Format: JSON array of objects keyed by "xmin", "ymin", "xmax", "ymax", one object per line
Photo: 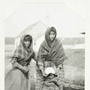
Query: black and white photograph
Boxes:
[{"xmin": 0, "ymin": 0, "xmax": 89, "ymax": 90}]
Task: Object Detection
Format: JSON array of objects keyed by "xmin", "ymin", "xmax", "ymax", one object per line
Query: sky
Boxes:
[
  {"xmin": 0, "ymin": 0, "xmax": 88, "ymax": 37},
  {"xmin": 0, "ymin": 0, "xmax": 88, "ymax": 21}
]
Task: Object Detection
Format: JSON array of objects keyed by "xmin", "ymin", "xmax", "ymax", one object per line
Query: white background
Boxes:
[{"xmin": 0, "ymin": 0, "xmax": 90, "ymax": 90}]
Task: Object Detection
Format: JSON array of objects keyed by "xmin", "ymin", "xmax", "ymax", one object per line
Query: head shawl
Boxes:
[
  {"xmin": 38, "ymin": 27, "xmax": 66, "ymax": 66},
  {"xmin": 12, "ymin": 34, "xmax": 33, "ymax": 60},
  {"xmin": 45, "ymin": 27, "xmax": 57, "ymax": 47}
]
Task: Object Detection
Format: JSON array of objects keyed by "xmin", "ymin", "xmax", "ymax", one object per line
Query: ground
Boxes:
[{"xmin": 5, "ymin": 45, "xmax": 85, "ymax": 90}]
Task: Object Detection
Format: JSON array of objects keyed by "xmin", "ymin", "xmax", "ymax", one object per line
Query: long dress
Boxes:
[
  {"xmin": 36, "ymin": 27, "xmax": 66, "ymax": 90},
  {"xmin": 5, "ymin": 66, "xmax": 29, "ymax": 90},
  {"xmin": 5, "ymin": 35, "xmax": 35, "ymax": 90}
]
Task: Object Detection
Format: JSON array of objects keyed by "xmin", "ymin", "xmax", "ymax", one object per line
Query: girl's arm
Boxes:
[
  {"xmin": 11, "ymin": 58, "xmax": 29, "ymax": 73},
  {"xmin": 11, "ymin": 58, "xmax": 23, "ymax": 69}
]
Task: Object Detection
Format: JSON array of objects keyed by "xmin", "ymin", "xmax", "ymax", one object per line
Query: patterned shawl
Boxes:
[
  {"xmin": 37, "ymin": 27, "xmax": 66, "ymax": 67},
  {"xmin": 11, "ymin": 35, "xmax": 34, "ymax": 66}
]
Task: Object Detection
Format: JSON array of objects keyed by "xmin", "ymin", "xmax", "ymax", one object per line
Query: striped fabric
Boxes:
[
  {"xmin": 11, "ymin": 35, "xmax": 34, "ymax": 65},
  {"xmin": 36, "ymin": 27, "xmax": 66, "ymax": 90}
]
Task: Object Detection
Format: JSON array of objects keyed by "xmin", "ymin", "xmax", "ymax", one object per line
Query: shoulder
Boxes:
[
  {"xmin": 55, "ymin": 38, "xmax": 63, "ymax": 47},
  {"xmin": 55, "ymin": 38, "xmax": 62, "ymax": 43},
  {"xmin": 14, "ymin": 46, "xmax": 21, "ymax": 52},
  {"xmin": 40, "ymin": 40, "xmax": 46, "ymax": 47}
]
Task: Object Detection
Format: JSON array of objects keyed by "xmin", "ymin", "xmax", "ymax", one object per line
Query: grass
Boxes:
[
  {"xmin": 5, "ymin": 46, "xmax": 85, "ymax": 90},
  {"xmin": 64, "ymin": 49, "xmax": 85, "ymax": 68}
]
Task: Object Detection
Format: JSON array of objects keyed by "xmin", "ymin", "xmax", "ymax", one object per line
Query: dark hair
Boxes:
[
  {"xmin": 49, "ymin": 27, "xmax": 56, "ymax": 34},
  {"xmin": 24, "ymin": 34, "xmax": 32, "ymax": 43}
]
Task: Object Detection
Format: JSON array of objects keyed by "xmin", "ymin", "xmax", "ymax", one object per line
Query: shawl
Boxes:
[
  {"xmin": 11, "ymin": 34, "xmax": 34, "ymax": 66},
  {"xmin": 37, "ymin": 27, "xmax": 66, "ymax": 67}
]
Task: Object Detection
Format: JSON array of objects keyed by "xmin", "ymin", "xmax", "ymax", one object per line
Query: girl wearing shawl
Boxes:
[
  {"xmin": 5, "ymin": 34, "xmax": 35, "ymax": 90},
  {"xmin": 36, "ymin": 27, "xmax": 66, "ymax": 90}
]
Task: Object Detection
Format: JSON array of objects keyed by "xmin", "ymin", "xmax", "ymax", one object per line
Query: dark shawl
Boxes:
[
  {"xmin": 37, "ymin": 27, "xmax": 66, "ymax": 67},
  {"xmin": 11, "ymin": 34, "xmax": 34, "ymax": 66}
]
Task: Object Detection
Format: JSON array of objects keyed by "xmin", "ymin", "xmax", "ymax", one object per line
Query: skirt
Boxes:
[
  {"xmin": 5, "ymin": 67, "xmax": 29, "ymax": 90},
  {"xmin": 36, "ymin": 66, "xmax": 64, "ymax": 90}
]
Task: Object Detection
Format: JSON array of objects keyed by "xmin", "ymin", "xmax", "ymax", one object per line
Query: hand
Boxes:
[
  {"xmin": 58, "ymin": 64, "xmax": 63, "ymax": 70},
  {"xmin": 22, "ymin": 66, "xmax": 29, "ymax": 73},
  {"xmin": 39, "ymin": 66, "xmax": 47, "ymax": 76},
  {"xmin": 42, "ymin": 71, "xmax": 47, "ymax": 77}
]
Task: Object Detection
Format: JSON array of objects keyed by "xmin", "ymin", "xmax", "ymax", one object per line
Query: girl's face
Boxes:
[
  {"xmin": 24, "ymin": 40, "xmax": 30, "ymax": 48},
  {"xmin": 49, "ymin": 31, "xmax": 56, "ymax": 41}
]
